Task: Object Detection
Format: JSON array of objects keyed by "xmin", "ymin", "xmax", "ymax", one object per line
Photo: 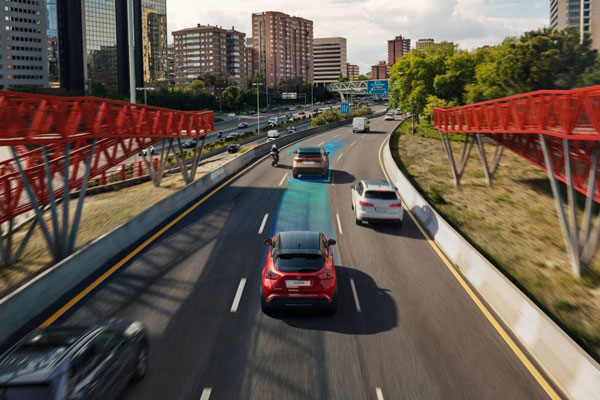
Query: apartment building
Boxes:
[
  {"xmin": 370, "ymin": 60, "xmax": 389, "ymax": 80},
  {"xmin": 346, "ymin": 63, "xmax": 359, "ymax": 80},
  {"xmin": 172, "ymin": 24, "xmax": 246, "ymax": 88},
  {"xmin": 551, "ymin": 0, "xmax": 599, "ymax": 48},
  {"xmin": 252, "ymin": 11, "xmax": 313, "ymax": 87},
  {"xmin": 313, "ymin": 37, "xmax": 347, "ymax": 85},
  {"xmin": 245, "ymin": 46, "xmax": 257, "ymax": 78},
  {"xmin": 416, "ymin": 38, "xmax": 435, "ymax": 50},
  {"xmin": 388, "ymin": 35, "xmax": 411, "ymax": 65},
  {"xmin": 0, "ymin": 0, "xmax": 48, "ymax": 89}
]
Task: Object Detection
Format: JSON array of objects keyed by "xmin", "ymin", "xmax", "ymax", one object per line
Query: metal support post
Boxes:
[
  {"xmin": 474, "ymin": 134, "xmax": 504, "ymax": 185},
  {"xmin": 67, "ymin": 139, "xmax": 96, "ymax": 253},
  {"xmin": 439, "ymin": 132, "xmax": 474, "ymax": 186},
  {"xmin": 61, "ymin": 142, "xmax": 70, "ymax": 258}
]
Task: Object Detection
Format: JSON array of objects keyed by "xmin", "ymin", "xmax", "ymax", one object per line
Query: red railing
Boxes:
[{"xmin": 433, "ymin": 85, "xmax": 600, "ymax": 202}]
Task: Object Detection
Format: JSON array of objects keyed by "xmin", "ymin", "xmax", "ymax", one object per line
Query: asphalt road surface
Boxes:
[{"xmin": 55, "ymin": 115, "xmax": 552, "ymax": 399}]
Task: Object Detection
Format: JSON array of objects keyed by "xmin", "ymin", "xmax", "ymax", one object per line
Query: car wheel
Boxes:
[
  {"xmin": 132, "ymin": 343, "xmax": 149, "ymax": 381},
  {"xmin": 355, "ymin": 215, "xmax": 362, "ymax": 225},
  {"xmin": 292, "ymin": 170, "xmax": 299, "ymax": 179}
]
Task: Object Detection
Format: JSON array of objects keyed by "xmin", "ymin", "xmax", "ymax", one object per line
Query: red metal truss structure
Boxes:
[
  {"xmin": 0, "ymin": 90, "xmax": 213, "ymax": 265},
  {"xmin": 433, "ymin": 85, "xmax": 600, "ymax": 276}
]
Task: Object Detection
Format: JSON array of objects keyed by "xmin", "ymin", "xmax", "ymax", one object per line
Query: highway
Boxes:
[{"xmin": 55, "ymin": 115, "xmax": 551, "ymax": 399}]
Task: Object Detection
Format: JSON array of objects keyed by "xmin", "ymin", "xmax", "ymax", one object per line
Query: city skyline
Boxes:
[{"xmin": 166, "ymin": 0, "xmax": 549, "ymax": 74}]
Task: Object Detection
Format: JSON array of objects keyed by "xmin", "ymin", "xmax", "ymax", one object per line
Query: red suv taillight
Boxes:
[
  {"xmin": 359, "ymin": 201, "xmax": 374, "ymax": 207},
  {"xmin": 318, "ymin": 270, "xmax": 333, "ymax": 280},
  {"xmin": 389, "ymin": 202, "xmax": 402, "ymax": 207},
  {"xmin": 264, "ymin": 269, "xmax": 280, "ymax": 280}
]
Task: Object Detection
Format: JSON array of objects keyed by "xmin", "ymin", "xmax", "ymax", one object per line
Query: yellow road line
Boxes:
[
  {"xmin": 40, "ymin": 126, "xmax": 345, "ymax": 327},
  {"xmin": 377, "ymin": 134, "xmax": 561, "ymax": 400}
]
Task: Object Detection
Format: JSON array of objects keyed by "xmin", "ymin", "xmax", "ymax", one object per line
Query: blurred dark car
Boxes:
[
  {"xmin": 271, "ymin": 107, "xmax": 279, "ymax": 112},
  {"xmin": 249, "ymin": 110, "xmax": 256, "ymax": 115},
  {"xmin": 238, "ymin": 122, "xmax": 248, "ymax": 129},
  {"xmin": 228, "ymin": 144, "xmax": 241, "ymax": 154},
  {"xmin": 0, "ymin": 322, "xmax": 148, "ymax": 400},
  {"xmin": 182, "ymin": 139, "xmax": 197, "ymax": 148}
]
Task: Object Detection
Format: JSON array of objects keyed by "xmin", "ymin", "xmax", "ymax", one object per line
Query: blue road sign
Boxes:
[
  {"xmin": 367, "ymin": 80, "xmax": 389, "ymax": 95},
  {"xmin": 340, "ymin": 102, "xmax": 350, "ymax": 114}
]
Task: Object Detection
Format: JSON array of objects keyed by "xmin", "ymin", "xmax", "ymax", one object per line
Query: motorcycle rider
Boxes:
[
  {"xmin": 270, "ymin": 144, "xmax": 279, "ymax": 164},
  {"xmin": 217, "ymin": 131, "xmax": 223, "ymax": 139}
]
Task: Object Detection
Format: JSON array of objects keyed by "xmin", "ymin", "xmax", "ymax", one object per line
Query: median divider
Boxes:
[
  {"xmin": 0, "ymin": 110, "xmax": 384, "ymax": 346},
  {"xmin": 382, "ymin": 124, "xmax": 600, "ymax": 399}
]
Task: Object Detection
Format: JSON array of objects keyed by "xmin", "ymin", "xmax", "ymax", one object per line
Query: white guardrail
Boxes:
[{"xmin": 382, "ymin": 126, "xmax": 600, "ymax": 399}]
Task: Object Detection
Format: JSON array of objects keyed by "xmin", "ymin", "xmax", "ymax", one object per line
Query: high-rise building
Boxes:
[
  {"xmin": 246, "ymin": 37, "xmax": 253, "ymax": 47},
  {"xmin": 252, "ymin": 11, "xmax": 313, "ymax": 88},
  {"xmin": 313, "ymin": 37, "xmax": 347, "ymax": 85},
  {"xmin": 346, "ymin": 63, "xmax": 359, "ymax": 80},
  {"xmin": 172, "ymin": 24, "xmax": 246, "ymax": 89},
  {"xmin": 139, "ymin": 0, "xmax": 168, "ymax": 87},
  {"xmin": 388, "ymin": 35, "xmax": 411, "ymax": 65},
  {"xmin": 551, "ymin": 0, "xmax": 598, "ymax": 48},
  {"xmin": 245, "ymin": 47, "xmax": 257, "ymax": 79},
  {"xmin": 416, "ymin": 38, "xmax": 435, "ymax": 50},
  {"xmin": 167, "ymin": 44, "xmax": 176, "ymax": 87},
  {"xmin": 46, "ymin": 0, "xmax": 59, "ymax": 82},
  {"xmin": 370, "ymin": 60, "xmax": 389, "ymax": 80},
  {"xmin": 0, "ymin": 0, "xmax": 49, "ymax": 89},
  {"xmin": 57, "ymin": 0, "xmax": 166, "ymax": 96}
]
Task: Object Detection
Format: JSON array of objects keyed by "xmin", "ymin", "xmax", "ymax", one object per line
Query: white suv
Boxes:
[{"xmin": 351, "ymin": 180, "xmax": 403, "ymax": 226}]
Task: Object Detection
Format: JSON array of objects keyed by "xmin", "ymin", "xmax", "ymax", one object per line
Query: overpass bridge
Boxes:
[{"xmin": 326, "ymin": 80, "xmax": 390, "ymax": 102}]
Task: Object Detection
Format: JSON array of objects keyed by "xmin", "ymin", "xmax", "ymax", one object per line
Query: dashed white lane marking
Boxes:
[
  {"xmin": 333, "ymin": 133, "xmax": 341, "ymax": 138},
  {"xmin": 278, "ymin": 173, "xmax": 288, "ymax": 186},
  {"xmin": 317, "ymin": 141, "xmax": 325, "ymax": 146},
  {"xmin": 337, "ymin": 152, "xmax": 344, "ymax": 161},
  {"xmin": 350, "ymin": 278, "xmax": 361, "ymax": 312},
  {"xmin": 336, "ymin": 213, "xmax": 343, "ymax": 235},
  {"xmin": 200, "ymin": 387, "xmax": 212, "ymax": 400},
  {"xmin": 230, "ymin": 278, "xmax": 247, "ymax": 313},
  {"xmin": 376, "ymin": 387, "xmax": 384, "ymax": 400},
  {"xmin": 349, "ymin": 140, "xmax": 357, "ymax": 147},
  {"xmin": 258, "ymin": 213, "xmax": 269, "ymax": 234}
]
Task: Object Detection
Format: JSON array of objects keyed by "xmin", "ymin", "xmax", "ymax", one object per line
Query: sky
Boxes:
[{"xmin": 166, "ymin": 0, "xmax": 549, "ymax": 74}]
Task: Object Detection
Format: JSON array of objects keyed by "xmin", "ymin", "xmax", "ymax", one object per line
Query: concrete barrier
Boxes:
[
  {"xmin": 382, "ymin": 125, "xmax": 600, "ymax": 399},
  {"xmin": 0, "ymin": 113, "xmax": 378, "ymax": 345}
]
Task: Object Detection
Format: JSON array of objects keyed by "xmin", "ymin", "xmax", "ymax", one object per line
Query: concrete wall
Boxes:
[
  {"xmin": 382, "ymin": 126, "xmax": 600, "ymax": 399},
  {"xmin": 0, "ymin": 113, "xmax": 377, "ymax": 345}
]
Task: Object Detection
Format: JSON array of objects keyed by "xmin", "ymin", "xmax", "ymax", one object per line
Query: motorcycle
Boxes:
[
  {"xmin": 269, "ymin": 151, "xmax": 279, "ymax": 167},
  {"xmin": 217, "ymin": 131, "xmax": 223, "ymax": 139}
]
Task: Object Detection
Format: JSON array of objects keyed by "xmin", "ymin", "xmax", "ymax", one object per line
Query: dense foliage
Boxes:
[{"xmin": 389, "ymin": 27, "xmax": 600, "ymax": 118}]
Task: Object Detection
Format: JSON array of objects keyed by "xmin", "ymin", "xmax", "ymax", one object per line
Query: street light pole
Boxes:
[
  {"xmin": 253, "ymin": 82, "xmax": 263, "ymax": 134},
  {"xmin": 136, "ymin": 87, "xmax": 156, "ymax": 105}
]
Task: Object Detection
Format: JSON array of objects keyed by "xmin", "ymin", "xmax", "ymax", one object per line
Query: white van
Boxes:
[
  {"xmin": 352, "ymin": 117, "xmax": 370, "ymax": 133},
  {"xmin": 267, "ymin": 129, "xmax": 280, "ymax": 141},
  {"xmin": 268, "ymin": 116, "xmax": 279, "ymax": 125}
]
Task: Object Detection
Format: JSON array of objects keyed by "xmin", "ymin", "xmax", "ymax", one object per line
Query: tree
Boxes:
[
  {"xmin": 223, "ymin": 86, "xmax": 241, "ymax": 110},
  {"xmin": 357, "ymin": 75, "xmax": 369, "ymax": 81},
  {"xmin": 423, "ymin": 95, "xmax": 453, "ymax": 122},
  {"xmin": 185, "ymin": 79, "xmax": 205, "ymax": 94},
  {"xmin": 337, "ymin": 75, "xmax": 349, "ymax": 82}
]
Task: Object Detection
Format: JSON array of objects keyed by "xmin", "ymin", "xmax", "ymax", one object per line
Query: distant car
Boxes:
[
  {"xmin": 182, "ymin": 139, "xmax": 197, "ymax": 148},
  {"xmin": 292, "ymin": 146, "xmax": 329, "ymax": 178},
  {"xmin": 287, "ymin": 116, "xmax": 294, "ymax": 122},
  {"xmin": 298, "ymin": 111, "xmax": 305, "ymax": 115},
  {"xmin": 138, "ymin": 145, "xmax": 155, "ymax": 156},
  {"xmin": 0, "ymin": 322, "xmax": 148, "ymax": 400},
  {"xmin": 267, "ymin": 129, "xmax": 280, "ymax": 141},
  {"xmin": 271, "ymin": 107, "xmax": 279, "ymax": 112},
  {"xmin": 351, "ymin": 180, "xmax": 403, "ymax": 226},
  {"xmin": 385, "ymin": 112, "xmax": 395, "ymax": 121},
  {"xmin": 227, "ymin": 113, "xmax": 236, "ymax": 117},
  {"xmin": 227, "ymin": 132, "xmax": 240, "ymax": 140},
  {"xmin": 261, "ymin": 231, "xmax": 337, "ymax": 313},
  {"xmin": 286, "ymin": 126, "xmax": 297, "ymax": 134},
  {"xmin": 395, "ymin": 109, "xmax": 402, "ymax": 115},
  {"xmin": 238, "ymin": 122, "xmax": 248, "ymax": 129},
  {"xmin": 261, "ymin": 108, "xmax": 268, "ymax": 113},
  {"xmin": 249, "ymin": 110, "xmax": 256, "ymax": 115},
  {"xmin": 286, "ymin": 113, "xmax": 293, "ymax": 118},
  {"xmin": 313, "ymin": 108, "xmax": 319, "ymax": 112},
  {"xmin": 318, "ymin": 108, "xmax": 327, "ymax": 112},
  {"xmin": 227, "ymin": 144, "xmax": 241, "ymax": 153},
  {"xmin": 353, "ymin": 117, "xmax": 370, "ymax": 133},
  {"xmin": 289, "ymin": 107, "xmax": 296, "ymax": 111}
]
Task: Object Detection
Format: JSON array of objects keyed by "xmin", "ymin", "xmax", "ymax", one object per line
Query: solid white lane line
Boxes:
[
  {"xmin": 200, "ymin": 387, "xmax": 212, "ymax": 400},
  {"xmin": 230, "ymin": 278, "xmax": 247, "ymax": 313},
  {"xmin": 317, "ymin": 141, "xmax": 325, "ymax": 146},
  {"xmin": 350, "ymin": 278, "xmax": 361, "ymax": 312},
  {"xmin": 278, "ymin": 173, "xmax": 288, "ymax": 186},
  {"xmin": 336, "ymin": 213, "xmax": 343, "ymax": 234},
  {"xmin": 376, "ymin": 387, "xmax": 384, "ymax": 400},
  {"xmin": 258, "ymin": 213, "xmax": 269, "ymax": 234},
  {"xmin": 337, "ymin": 152, "xmax": 344, "ymax": 162}
]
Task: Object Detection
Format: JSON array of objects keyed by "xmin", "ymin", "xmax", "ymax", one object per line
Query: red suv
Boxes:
[{"xmin": 261, "ymin": 231, "xmax": 337, "ymax": 313}]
